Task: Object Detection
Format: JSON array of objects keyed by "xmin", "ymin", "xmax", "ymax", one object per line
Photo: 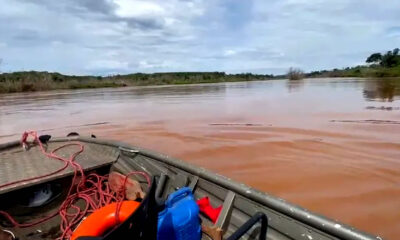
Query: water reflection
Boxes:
[
  {"xmin": 123, "ymin": 83, "xmax": 227, "ymax": 97},
  {"xmin": 286, "ymin": 79, "xmax": 305, "ymax": 92},
  {"xmin": 0, "ymin": 84, "xmax": 228, "ymax": 107},
  {"xmin": 363, "ymin": 78, "xmax": 400, "ymax": 102}
]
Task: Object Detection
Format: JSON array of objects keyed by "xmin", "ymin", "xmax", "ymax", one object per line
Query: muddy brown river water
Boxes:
[{"xmin": 1, "ymin": 78, "xmax": 399, "ymax": 239}]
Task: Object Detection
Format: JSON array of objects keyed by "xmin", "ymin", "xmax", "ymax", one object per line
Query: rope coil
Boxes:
[{"xmin": 0, "ymin": 131, "xmax": 150, "ymax": 239}]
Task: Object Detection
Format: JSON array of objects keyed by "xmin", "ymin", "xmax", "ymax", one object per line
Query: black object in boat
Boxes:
[
  {"xmin": 18, "ymin": 183, "xmax": 62, "ymax": 208},
  {"xmin": 38, "ymin": 135, "xmax": 51, "ymax": 144},
  {"xmin": 67, "ymin": 132, "xmax": 80, "ymax": 137},
  {"xmin": 226, "ymin": 212, "xmax": 268, "ymax": 240}
]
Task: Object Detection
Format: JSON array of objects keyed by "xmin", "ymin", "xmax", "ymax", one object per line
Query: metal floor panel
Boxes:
[{"xmin": 0, "ymin": 141, "xmax": 119, "ymax": 194}]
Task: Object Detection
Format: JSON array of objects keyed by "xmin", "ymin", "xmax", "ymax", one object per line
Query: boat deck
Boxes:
[
  {"xmin": 0, "ymin": 138, "xmax": 378, "ymax": 240},
  {"xmin": 0, "ymin": 140, "xmax": 119, "ymax": 194}
]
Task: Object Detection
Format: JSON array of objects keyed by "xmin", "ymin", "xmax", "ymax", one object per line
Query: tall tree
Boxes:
[
  {"xmin": 381, "ymin": 49, "xmax": 400, "ymax": 67},
  {"xmin": 393, "ymin": 48, "xmax": 399, "ymax": 56},
  {"xmin": 366, "ymin": 53, "xmax": 382, "ymax": 64}
]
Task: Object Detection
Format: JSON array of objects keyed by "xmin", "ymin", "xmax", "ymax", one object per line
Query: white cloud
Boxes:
[
  {"xmin": 224, "ymin": 50, "xmax": 236, "ymax": 56},
  {"xmin": 0, "ymin": 0, "xmax": 399, "ymax": 75},
  {"xmin": 138, "ymin": 60, "xmax": 169, "ymax": 69},
  {"xmin": 114, "ymin": 0, "xmax": 165, "ymax": 18}
]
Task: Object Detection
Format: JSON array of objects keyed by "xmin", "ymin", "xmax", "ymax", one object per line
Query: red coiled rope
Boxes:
[{"xmin": 0, "ymin": 131, "xmax": 150, "ymax": 240}]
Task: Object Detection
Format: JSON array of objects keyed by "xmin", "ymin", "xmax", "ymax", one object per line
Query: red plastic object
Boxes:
[{"xmin": 196, "ymin": 197, "xmax": 222, "ymax": 223}]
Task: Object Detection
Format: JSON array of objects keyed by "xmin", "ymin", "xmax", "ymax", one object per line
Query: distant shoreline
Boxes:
[
  {"xmin": 0, "ymin": 72, "xmax": 274, "ymax": 94},
  {"xmin": 0, "ymin": 66, "xmax": 399, "ymax": 94}
]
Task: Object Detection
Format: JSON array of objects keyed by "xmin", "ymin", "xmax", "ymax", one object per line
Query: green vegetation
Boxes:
[
  {"xmin": 0, "ymin": 71, "xmax": 128, "ymax": 93},
  {"xmin": 0, "ymin": 71, "xmax": 273, "ymax": 93},
  {"xmin": 366, "ymin": 48, "xmax": 400, "ymax": 67},
  {"xmin": 306, "ymin": 65, "xmax": 400, "ymax": 78},
  {"xmin": 1, "ymin": 48, "xmax": 400, "ymax": 94},
  {"xmin": 287, "ymin": 67, "xmax": 304, "ymax": 80},
  {"xmin": 306, "ymin": 48, "xmax": 400, "ymax": 78}
]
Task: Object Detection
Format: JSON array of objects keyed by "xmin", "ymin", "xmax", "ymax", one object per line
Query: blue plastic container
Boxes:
[{"xmin": 157, "ymin": 187, "xmax": 201, "ymax": 240}]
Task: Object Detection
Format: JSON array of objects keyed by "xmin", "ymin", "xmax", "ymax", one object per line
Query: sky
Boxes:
[{"xmin": 0, "ymin": 0, "xmax": 399, "ymax": 75}]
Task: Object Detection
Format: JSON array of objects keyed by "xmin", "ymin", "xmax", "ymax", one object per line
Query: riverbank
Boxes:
[
  {"xmin": 307, "ymin": 65, "xmax": 400, "ymax": 78},
  {"xmin": 0, "ymin": 71, "xmax": 273, "ymax": 93},
  {"xmin": 1, "ymin": 66, "xmax": 400, "ymax": 94}
]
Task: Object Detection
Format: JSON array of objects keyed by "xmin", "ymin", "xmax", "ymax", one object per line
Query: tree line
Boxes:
[
  {"xmin": 0, "ymin": 71, "xmax": 275, "ymax": 93},
  {"xmin": 300, "ymin": 47, "xmax": 400, "ymax": 78},
  {"xmin": 366, "ymin": 48, "xmax": 400, "ymax": 67}
]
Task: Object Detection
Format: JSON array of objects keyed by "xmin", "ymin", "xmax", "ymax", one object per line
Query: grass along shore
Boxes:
[
  {"xmin": 306, "ymin": 65, "xmax": 400, "ymax": 78},
  {"xmin": 0, "ymin": 72, "xmax": 274, "ymax": 94},
  {"xmin": 1, "ymin": 48, "xmax": 400, "ymax": 93},
  {"xmin": 1, "ymin": 66, "xmax": 400, "ymax": 94}
]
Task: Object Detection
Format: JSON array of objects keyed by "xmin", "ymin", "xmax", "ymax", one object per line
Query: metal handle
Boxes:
[
  {"xmin": 226, "ymin": 212, "xmax": 268, "ymax": 240},
  {"xmin": 155, "ymin": 174, "xmax": 168, "ymax": 207},
  {"xmin": 166, "ymin": 187, "xmax": 192, "ymax": 207}
]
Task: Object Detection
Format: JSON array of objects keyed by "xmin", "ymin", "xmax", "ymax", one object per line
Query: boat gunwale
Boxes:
[{"xmin": 0, "ymin": 137, "xmax": 378, "ymax": 240}]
